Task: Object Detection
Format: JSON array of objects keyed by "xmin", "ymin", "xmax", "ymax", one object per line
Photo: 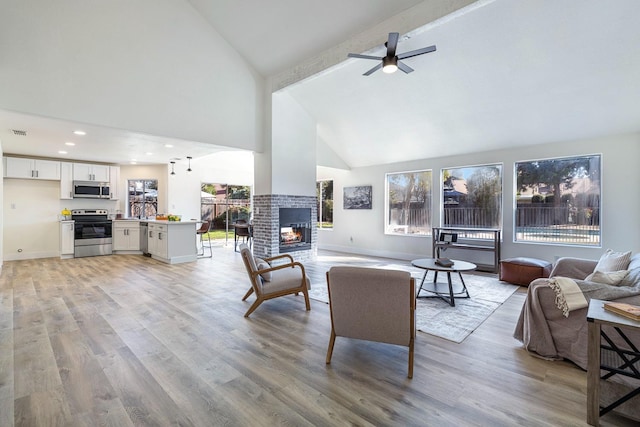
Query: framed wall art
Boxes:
[{"xmin": 343, "ymin": 185, "xmax": 372, "ymax": 210}]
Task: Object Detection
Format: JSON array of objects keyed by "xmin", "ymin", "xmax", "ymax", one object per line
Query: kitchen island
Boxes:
[{"xmin": 114, "ymin": 219, "xmax": 199, "ymax": 264}]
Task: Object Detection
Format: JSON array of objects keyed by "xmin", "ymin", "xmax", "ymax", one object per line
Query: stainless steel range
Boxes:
[{"xmin": 71, "ymin": 209, "xmax": 113, "ymax": 257}]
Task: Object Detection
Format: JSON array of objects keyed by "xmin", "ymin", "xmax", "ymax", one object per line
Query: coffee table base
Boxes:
[{"xmin": 417, "ymin": 271, "xmax": 470, "ymax": 307}]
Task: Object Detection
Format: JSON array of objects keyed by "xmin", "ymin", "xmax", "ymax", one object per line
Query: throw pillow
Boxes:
[
  {"xmin": 594, "ymin": 249, "xmax": 632, "ymax": 272},
  {"xmin": 254, "ymin": 257, "xmax": 272, "ymax": 282},
  {"xmin": 584, "ymin": 270, "xmax": 629, "ymax": 286}
]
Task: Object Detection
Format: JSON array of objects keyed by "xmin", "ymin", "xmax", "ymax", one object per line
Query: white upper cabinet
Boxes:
[
  {"xmin": 60, "ymin": 162, "xmax": 74, "ymax": 199},
  {"xmin": 73, "ymin": 163, "xmax": 110, "ymax": 182},
  {"xmin": 4, "ymin": 157, "xmax": 60, "ymax": 180},
  {"xmin": 109, "ymin": 165, "xmax": 120, "ymax": 200}
]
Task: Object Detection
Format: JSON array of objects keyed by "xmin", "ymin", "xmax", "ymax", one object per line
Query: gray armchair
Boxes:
[
  {"xmin": 325, "ymin": 266, "xmax": 416, "ymax": 378},
  {"xmin": 239, "ymin": 243, "xmax": 310, "ymax": 317}
]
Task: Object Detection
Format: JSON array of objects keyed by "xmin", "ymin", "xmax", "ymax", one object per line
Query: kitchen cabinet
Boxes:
[
  {"xmin": 4, "ymin": 157, "xmax": 60, "ymax": 180},
  {"xmin": 60, "ymin": 221, "xmax": 75, "ymax": 258},
  {"xmin": 148, "ymin": 223, "xmax": 168, "ymax": 260},
  {"xmin": 60, "ymin": 162, "xmax": 73, "ymax": 199},
  {"xmin": 109, "ymin": 165, "xmax": 120, "ymax": 200},
  {"xmin": 113, "ymin": 221, "xmax": 141, "ymax": 252},
  {"xmin": 147, "ymin": 221, "xmax": 197, "ymax": 264},
  {"xmin": 73, "ymin": 163, "xmax": 110, "ymax": 182}
]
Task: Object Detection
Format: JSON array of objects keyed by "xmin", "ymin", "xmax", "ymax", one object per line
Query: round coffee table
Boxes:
[{"xmin": 411, "ymin": 258, "xmax": 477, "ymax": 306}]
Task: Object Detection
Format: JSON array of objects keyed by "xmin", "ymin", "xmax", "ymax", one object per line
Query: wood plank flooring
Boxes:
[{"xmin": 0, "ymin": 245, "xmax": 636, "ymax": 426}]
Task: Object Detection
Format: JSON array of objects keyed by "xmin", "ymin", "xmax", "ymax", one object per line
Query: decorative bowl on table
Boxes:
[{"xmin": 168, "ymin": 214, "xmax": 181, "ymax": 221}]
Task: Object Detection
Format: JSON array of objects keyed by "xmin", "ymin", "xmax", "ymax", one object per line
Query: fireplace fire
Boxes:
[{"xmin": 279, "ymin": 208, "xmax": 311, "ymax": 253}]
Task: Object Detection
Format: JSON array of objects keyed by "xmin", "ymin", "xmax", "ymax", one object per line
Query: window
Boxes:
[
  {"xmin": 127, "ymin": 180, "xmax": 157, "ymax": 218},
  {"xmin": 442, "ymin": 164, "xmax": 502, "ymax": 229},
  {"xmin": 201, "ymin": 183, "xmax": 251, "ymax": 230},
  {"xmin": 515, "ymin": 154, "xmax": 601, "ymax": 246},
  {"xmin": 317, "ymin": 180, "xmax": 333, "ymax": 229},
  {"xmin": 385, "ymin": 170, "xmax": 432, "ymax": 235}
]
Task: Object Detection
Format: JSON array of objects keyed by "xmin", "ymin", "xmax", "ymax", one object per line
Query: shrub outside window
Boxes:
[
  {"xmin": 385, "ymin": 170, "xmax": 432, "ymax": 235},
  {"xmin": 515, "ymin": 154, "xmax": 601, "ymax": 246},
  {"xmin": 441, "ymin": 164, "xmax": 503, "ymax": 230}
]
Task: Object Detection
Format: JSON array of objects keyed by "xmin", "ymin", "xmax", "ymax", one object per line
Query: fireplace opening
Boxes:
[{"xmin": 279, "ymin": 208, "xmax": 311, "ymax": 253}]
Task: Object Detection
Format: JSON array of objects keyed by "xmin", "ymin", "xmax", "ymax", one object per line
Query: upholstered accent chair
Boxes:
[
  {"xmin": 239, "ymin": 243, "xmax": 311, "ymax": 318},
  {"xmin": 325, "ymin": 266, "xmax": 416, "ymax": 378}
]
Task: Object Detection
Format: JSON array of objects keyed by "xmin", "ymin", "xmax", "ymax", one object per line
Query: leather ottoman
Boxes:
[{"xmin": 499, "ymin": 257, "xmax": 552, "ymax": 286}]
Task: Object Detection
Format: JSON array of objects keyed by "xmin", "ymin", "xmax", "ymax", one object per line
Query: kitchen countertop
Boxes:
[{"xmin": 114, "ymin": 219, "xmax": 199, "ymax": 224}]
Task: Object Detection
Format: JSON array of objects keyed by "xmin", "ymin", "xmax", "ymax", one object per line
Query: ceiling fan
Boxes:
[{"xmin": 347, "ymin": 32, "xmax": 436, "ymax": 76}]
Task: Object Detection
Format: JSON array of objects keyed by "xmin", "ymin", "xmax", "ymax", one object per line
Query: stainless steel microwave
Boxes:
[{"xmin": 73, "ymin": 181, "xmax": 110, "ymax": 199}]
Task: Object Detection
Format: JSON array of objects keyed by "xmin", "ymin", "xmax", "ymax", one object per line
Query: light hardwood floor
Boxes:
[{"xmin": 0, "ymin": 245, "xmax": 636, "ymax": 426}]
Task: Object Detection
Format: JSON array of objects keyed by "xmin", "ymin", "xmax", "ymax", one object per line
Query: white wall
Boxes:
[
  {"xmin": 0, "ymin": 142, "xmax": 3, "ymax": 269},
  {"xmin": 256, "ymin": 92, "xmax": 316, "ymax": 196},
  {"xmin": 2, "ymin": 178, "xmax": 121, "ymax": 261},
  {"xmin": 0, "ymin": 0, "xmax": 264, "ymax": 152},
  {"xmin": 317, "ymin": 133, "xmax": 640, "ymax": 263},
  {"xmin": 119, "ymin": 164, "xmax": 169, "ymax": 217}
]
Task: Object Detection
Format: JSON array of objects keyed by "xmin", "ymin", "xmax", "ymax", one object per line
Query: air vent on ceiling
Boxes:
[{"xmin": 11, "ymin": 129, "xmax": 27, "ymax": 136}]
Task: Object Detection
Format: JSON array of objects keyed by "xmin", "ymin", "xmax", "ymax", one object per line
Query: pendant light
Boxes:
[
  {"xmin": 187, "ymin": 156, "xmax": 193, "ymax": 174},
  {"xmin": 170, "ymin": 161, "xmax": 176, "ymax": 176}
]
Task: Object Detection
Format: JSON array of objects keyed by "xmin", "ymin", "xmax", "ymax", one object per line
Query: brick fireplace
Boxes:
[{"xmin": 252, "ymin": 195, "xmax": 317, "ymax": 260}]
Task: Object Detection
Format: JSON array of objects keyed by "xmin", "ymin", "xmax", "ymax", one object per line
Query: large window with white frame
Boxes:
[
  {"xmin": 515, "ymin": 154, "xmax": 601, "ymax": 246},
  {"xmin": 385, "ymin": 170, "xmax": 432, "ymax": 235},
  {"xmin": 441, "ymin": 164, "xmax": 503, "ymax": 230}
]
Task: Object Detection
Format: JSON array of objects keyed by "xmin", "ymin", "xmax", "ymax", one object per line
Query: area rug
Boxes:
[{"xmin": 308, "ymin": 268, "xmax": 518, "ymax": 343}]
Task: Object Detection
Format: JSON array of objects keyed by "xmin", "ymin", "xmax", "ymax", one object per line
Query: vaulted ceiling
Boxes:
[{"xmin": 1, "ymin": 0, "xmax": 639, "ymax": 168}]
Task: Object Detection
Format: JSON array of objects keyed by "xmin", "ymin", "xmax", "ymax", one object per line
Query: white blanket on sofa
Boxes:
[{"xmin": 548, "ymin": 276, "xmax": 588, "ymax": 317}]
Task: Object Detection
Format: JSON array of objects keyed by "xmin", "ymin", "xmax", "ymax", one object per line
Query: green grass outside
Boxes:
[{"xmin": 201, "ymin": 230, "xmax": 236, "ymax": 240}]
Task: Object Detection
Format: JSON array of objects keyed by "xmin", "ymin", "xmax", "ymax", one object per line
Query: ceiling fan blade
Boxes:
[
  {"xmin": 397, "ymin": 61, "xmax": 414, "ymax": 74},
  {"xmin": 397, "ymin": 45, "xmax": 436, "ymax": 60},
  {"xmin": 348, "ymin": 53, "xmax": 383, "ymax": 60},
  {"xmin": 386, "ymin": 32, "xmax": 399, "ymax": 57},
  {"xmin": 363, "ymin": 63, "xmax": 382, "ymax": 76}
]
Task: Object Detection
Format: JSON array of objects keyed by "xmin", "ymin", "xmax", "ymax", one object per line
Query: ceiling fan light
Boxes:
[{"xmin": 382, "ymin": 56, "xmax": 398, "ymax": 74}]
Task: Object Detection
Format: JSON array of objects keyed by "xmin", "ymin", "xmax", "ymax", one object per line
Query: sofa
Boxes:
[{"xmin": 514, "ymin": 252, "xmax": 640, "ymax": 421}]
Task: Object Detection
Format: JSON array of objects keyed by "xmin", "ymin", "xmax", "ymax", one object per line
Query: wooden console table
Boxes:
[
  {"xmin": 587, "ymin": 299, "xmax": 640, "ymax": 426},
  {"xmin": 432, "ymin": 227, "xmax": 501, "ymax": 273}
]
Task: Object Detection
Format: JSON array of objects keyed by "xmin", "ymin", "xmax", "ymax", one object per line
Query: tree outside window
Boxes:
[
  {"xmin": 515, "ymin": 155, "xmax": 601, "ymax": 245},
  {"xmin": 385, "ymin": 170, "xmax": 432, "ymax": 235},
  {"xmin": 317, "ymin": 180, "xmax": 333, "ymax": 229},
  {"xmin": 442, "ymin": 164, "xmax": 502, "ymax": 229}
]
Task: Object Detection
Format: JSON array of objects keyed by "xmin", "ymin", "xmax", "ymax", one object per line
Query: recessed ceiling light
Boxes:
[
  {"xmin": 58, "ymin": 150, "xmax": 67, "ymax": 154},
  {"xmin": 130, "ymin": 161, "xmax": 137, "ymax": 165},
  {"xmin": 65, "ymin": 142, "xmax": 75, "ymax": 146},
  {"xmin": 145, "ymin": 152, "xmax": 153, "ymax": 155},
  {"xmin": 164, "ymin": 144, "xmax": 173, "ymax": 148},
  {"xmin": 73, "ymin": 130, "xmax": 86, "ymax": 136}
]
